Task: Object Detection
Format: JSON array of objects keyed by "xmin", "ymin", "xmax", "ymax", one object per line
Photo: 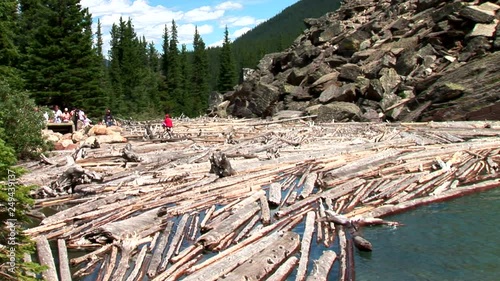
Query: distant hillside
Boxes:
[
  {"xmin": 232, "ymin": 0, "xmax": 343, "ymax": 69},
  {"xmin": 207, "ymin": 0, "xmax": 342, "ymax": 89}
]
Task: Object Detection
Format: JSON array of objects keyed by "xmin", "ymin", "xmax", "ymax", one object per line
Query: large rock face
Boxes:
[{"xmin": 219, "ymin": 0, "xmax": 500, "ymax": 122}]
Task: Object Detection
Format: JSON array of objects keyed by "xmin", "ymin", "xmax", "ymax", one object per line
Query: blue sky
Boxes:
[{"xmin": 80, "ymin": 0, "xmax": 300, "ymax": 55}]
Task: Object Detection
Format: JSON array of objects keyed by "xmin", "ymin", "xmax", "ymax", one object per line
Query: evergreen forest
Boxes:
[{"xmin": 1, "ymin": 0, "xmax": 341, "ymax": 121}]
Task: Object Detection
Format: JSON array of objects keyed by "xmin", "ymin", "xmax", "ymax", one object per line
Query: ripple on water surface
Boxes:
[{"xmin": 354, "ymin": 188, "xmax": 500, "ymax": 281}]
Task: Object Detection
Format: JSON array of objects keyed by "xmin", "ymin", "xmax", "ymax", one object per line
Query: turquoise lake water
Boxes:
[{"xmin": 352, "ymin": 188, "xmax": 500, "ymax": 281}]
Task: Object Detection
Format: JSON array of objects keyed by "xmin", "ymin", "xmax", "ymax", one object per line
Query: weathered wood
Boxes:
[
  {"xmin": 266, "ymin": 256, "xmax": 299, "ymax": 281},
  {"xmin": 299, "ymin": 172, "xmax": 318, "ymax": 199},
  {"xmin": 268, "ymin": 182, "xmax": 282, "ymax": 207},
  {"xmin": 20, "ymin": 118, "xmax": 500, "ymax": 281},
  {"xmin": 57, "ymin": 239, "xmax": 72, "ymax": 281},
  {"xmin": 233, "ymin": 214, "xmax": 261, "ymax": 243},
  {"xmin": 259, "ymin": 194, "xmax": 271, "ymax": 225},
  {"xmin": 125, "ymin": 244, "xmax": 148, "ymax": 281},
  {"xmin": 296, "ymin": 211, "xmax": 316, "ymax": 281},
  {"xmin": 209, "ymin": 151, "xmax": 235, "ymax": 177},
  {"xmin": 122, "ymin": 143, "xmax": 142, "ymax": 162},
  {"xmin": 152, "ymin": 244, "xmax": 204, "ymax": 281},
  {"xmin": 199, "ymin": 205, "xmax": 216, "ymax": 229},
  {"xmin": 101, "ymin": 245, "xmax": 118, "ymax": 281},
  {"xmin": 306, "ymin": 250, "xmax": 337, "ymax": 281},
  {"xmin": 160, "ymin": 213, "xmax": 190, "ymax": 271},
  {"xmin": 35, "ymin": 235, "xmax": 59, "ymax": 281},
  {"xmin": 222, "ymin": 231, "xmax": 300, "ymax": 281},
  {"xmin": 147, "ymin": 221, "xmax": 174, "ymax": 277},
  {"xmin": 197, "ymin": 201, "xmax": 260, "ymax": 250},
  {"xmin": 337, "ymin": 226, "xmax": 348, "ymax": 281},
  {"xmin": 362, "ymin": 179, "xmax": 500, "ymax": 218},
  {"xmin": 184, "ymin": 231, "xmax": 298, "ymax": 281}
]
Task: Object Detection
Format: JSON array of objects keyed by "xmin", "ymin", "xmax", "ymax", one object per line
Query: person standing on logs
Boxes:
[
  {"xmin": 162, "ymin": 113, "xmax": 173, "ymax": 138},
  {"xmin": 103, "ymin": 109, "xmax": 116, "ymax": 127}
]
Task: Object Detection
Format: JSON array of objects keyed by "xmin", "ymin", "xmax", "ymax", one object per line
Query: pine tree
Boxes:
[
  {"xmin": 159, "ymin": 24, "xmax": 170, "ymax": 112},
  {"xmin": 217, "ymin": 26, "xmax": 236, "ymax": 92},
  {"xmin": 108, "ymin": 21, "xmax": 124, "ymax": 112},
  {"xmin": 166, "ymin": 20, "xmax": 183, "ymax": 115},
  {"xmin": 0, "ymin": 0, "xmax": 21, "ymax": 88},
  {"xmin": 180, "ymin": 44, "xmax": 192, "ymax": 116},
  {"xmin": 191, "ymin": 26, "xmax": 210, "ymax": 116},
  {"xmin": 19, "ymin": 0, "xmax": 103, "ymax": 110}
]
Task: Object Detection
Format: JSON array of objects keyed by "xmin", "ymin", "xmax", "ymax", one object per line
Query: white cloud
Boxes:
[
  {"xmin": 232, "ymin": 27, "xmax": 251, "ymax": 38},
  {"xmin": 183, "ymin": 6, "xmax": 225, "ymax": 23},
  {"xmin": 221, "ymin": 16, "xmax": 259, "ymax": 27},
  {"xmin": 215, "ymin": 1, "xmax": 244, "ymax": 10}
]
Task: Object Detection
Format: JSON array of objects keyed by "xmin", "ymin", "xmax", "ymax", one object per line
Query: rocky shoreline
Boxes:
[{"xmin": 213, "ymin": 0, "xmax": 500, "ymax": 123}]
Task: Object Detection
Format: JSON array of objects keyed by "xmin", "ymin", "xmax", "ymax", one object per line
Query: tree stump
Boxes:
[{"xmin": 209, "ymin": 151, "xmax": 235, "ymax": 177}]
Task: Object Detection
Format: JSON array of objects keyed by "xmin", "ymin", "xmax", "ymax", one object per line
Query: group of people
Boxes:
[
  {"xmin": 46, "ymin": 105, "xmax": 91, "ymax": 128},
  {"xmin": 45, "ymin": 105, "xmax": 173, "ymax": 132}
]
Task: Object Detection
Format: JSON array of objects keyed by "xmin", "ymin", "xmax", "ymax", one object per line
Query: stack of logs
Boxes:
[{"xmin": 20, "ymin": 117, "xmax": 500, "ymax": 281}]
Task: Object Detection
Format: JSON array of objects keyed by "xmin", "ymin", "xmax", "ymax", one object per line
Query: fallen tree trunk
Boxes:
[{"xmin": 306, "ymin": 250, "xmax": 337, "ymax": 281}]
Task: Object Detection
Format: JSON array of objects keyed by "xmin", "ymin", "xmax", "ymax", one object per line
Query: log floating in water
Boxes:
[
  {"xmin": 296, "ymin": 211, "xmax": 316, "ymax": 281},
  {"xmin": 147, "ymin": 221, "xmax": 174, "ymax": 278},
  {"xmin": 268, "ymin": 182, "xmax": 282, "ymax": 207},
  {"xmin": 35, "ymin": 235, "xmax": 59, "ymax": 281},
  {"xmin": 306, "ymin": 250, "xmax": 337, "ymax": 281},
  {"xmin": 267, "ymin": 256, "xmax": 299, "ymax": 281},
  {"xmin": 185, "ymin": 231, "xmax": 299, "ymax": 281},
  {"xmin": 57, "ymin": 239, "xmax": 72, "ymax": 281},
  {"xmin": 222, "ymin": 231, "xmax": 300, "ymax": 281}
]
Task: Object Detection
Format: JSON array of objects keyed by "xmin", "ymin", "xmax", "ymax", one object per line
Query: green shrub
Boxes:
[
  {"xmin": 0, "ymin": 135, "xmax": 45, "ymax": 280},
  {"xmin": 0, "ymin": 81, "xmax": 49, "ymax": 159}
]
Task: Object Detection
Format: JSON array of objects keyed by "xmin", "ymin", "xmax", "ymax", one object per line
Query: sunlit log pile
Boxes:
[{"xmin": 20, "ymin": 117, "xmax": 500, "ymax": 281}]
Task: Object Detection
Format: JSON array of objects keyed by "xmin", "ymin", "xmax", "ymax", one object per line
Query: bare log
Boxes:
[
  {"xmin": 35, "ymin": 235, "xmax": 59, "ymax": 281},
  {"xmin": 125, "ymin": 244, "xmax": 148, "ymax": 281},
  {"xmin": 306, "ymin": 250, "xmax": 337, "ymax": 281},
  {"xmin": 259, "ymin": 194, "xmax": 271, "ymax": 225},
  {"xmin": 299, "ymin": 172, "xmax": 318, "ymax": 199},
  {"xmin": 57, "ymin": 239, "xmax": 72, "ymax": 281},
  {"xmin": 362, "ymin": 179, "xmax": 500, "ymax": 218},
  {"xmin": 199, "ymin": 205, "xmax": 216, "ymax": 230},
  {"xmin": 147, "ymin": 221, "xmax": 174, "ymax": 278},
  {"xmin": 338, "ymin": 226, "xmax": 348, "ymax": 281},
  {"xmin": 268, "ymin": 182, "xmax": 282, "ymax": 207},
  {"xmin": 160, "ymin": 213, "xmax": 190, "ymax": 271},
  {"xmin": 197, "ymin": 201, "xmax": 260, "ymax": 250},
  {"xmin": 222, "ymin": 231, "xmax": 300, "ymax": 281},
  {"xmin": 184, "ymin": 231, "xmax": 298, "ymax": 281},
  {"xmin": 296, "ymin": 211, "xmax": 316, "ymax": 281},
  {"xmin": 152, "ymin": 244, "xmax": 204, "ymax": 281},
  {"xmin": 352, "ymin": 235, "xmax": 373, "ymax": 252},
  {"xmin": 266, "ymin": 256, "xmax": 299, "ymax": 281},
  {"xmin": 233, "ymin": 214, "xmax": 261, "ymax": 243},
  {"xmin": 101, "ymin": 245, "xmax": 118, "ymax": 281}
]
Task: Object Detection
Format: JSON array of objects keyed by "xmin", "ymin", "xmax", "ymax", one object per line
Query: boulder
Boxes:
[
  {"xmin": 319, "ymin": 83, "xmax": 357, "ymax": 103},
  {"xmin": 306, "ymin": 102, "xmax": 362, "ymax": 123},
  {"xmin": 89, "ymin": 125, "xmax": 108, "ymax": 136},
  {"xmin": 459, "ymin": 5, "xmax": 496, "ymax": 24},
  {"xmin": 96, "ymin": 134, "xmax": 127, "ymax": 144},
  {"xmin": 72, "ymin": 131, "xmax": 86, "ymax": 143},
  {"xmin": 338, "ymin": 64, "xmax": 362, "ymax": 82}
]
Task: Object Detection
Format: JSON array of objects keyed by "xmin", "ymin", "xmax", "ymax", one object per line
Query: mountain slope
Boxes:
[{"xmin": 218, "ymin": 0, "xmax": 500, "ymax": 122}]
